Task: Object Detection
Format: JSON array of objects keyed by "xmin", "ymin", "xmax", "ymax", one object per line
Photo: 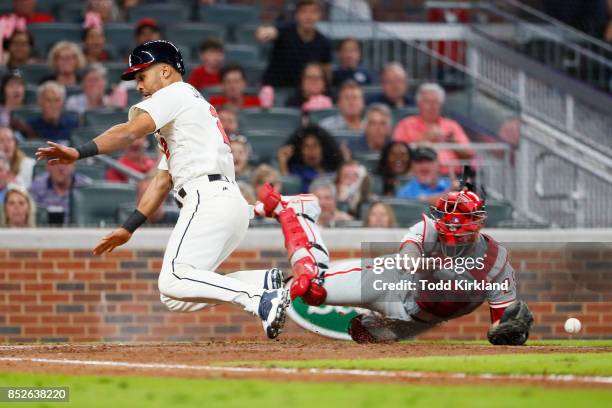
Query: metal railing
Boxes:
[
  {"xmin": 320, "ymin": 0, "xmax": 612, "ymax": 227},
  {"xmin": 437, "ymin": 0, "xmax": 612, "ymax": 93}
]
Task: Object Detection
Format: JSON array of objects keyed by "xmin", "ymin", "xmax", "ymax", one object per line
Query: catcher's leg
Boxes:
[{"xmin": 258, "ymin": 184, "xmax": 330, "ymax": 305}]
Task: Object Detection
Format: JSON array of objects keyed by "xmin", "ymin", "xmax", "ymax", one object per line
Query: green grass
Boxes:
[
  {"xmin": 225, "ymin": 353, "xmax": 612, "ymax": 376},
  {"xmin": 0, "ymin": 372, "xmax": 611, "ymax": 408}
]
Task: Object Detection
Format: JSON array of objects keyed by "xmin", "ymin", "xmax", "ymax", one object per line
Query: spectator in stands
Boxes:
[
  {"xmin": 393, "ymin": 83, "xmax": 472, "ymax": 173},
  {"xmin": 30, "ymin": 161, "xmax": 91, "ymax": 224},
  {"xmin": 258, "ymin": 0, "xmax": 332, "ymax": 88},
  {"xmin": 27, "ymin": 81, "xmax": 78, "ymax": 143},
  {"xmin": 218, "ymin": 106, "xmax": 239, "ymax": 137},
  {"xmin": 363, "ymin": 201, "xmax": 398, "ymax": 228},
  {"xmin": 135, "ymin": 170, "xmax": 166, "ymax": 224},
  {"xmin": 2, "ymin": 30, "xmax": 36, "ymax": 70},
  {"xmin": 237, "ymin": 180, "xmax": 256, "ymax": 205},
  {"xmin": 65, "ymin": 64, "xmax": 113, "ymax": 115},
  {"xmin": 6, "ymin": 0, "xmax": 53, "ymax": 24},
  {"xmin": 396, "ymin": 146, "xmax": 455, "ymax": 204},
  {"xmin": 310, "ymin": 177, "xmax": 353, "ymax": 227},
  {"xmin": 82, "ymin": 26, "xmax": 111, "ymax": 64},
  {"xmin": 106, "ymin": 138, "xmax": 155, "ymax": 183},
  {"xmin": 230, "ymin": 134, "xmax": 253, "ymax": 179},
  {"xmin": 376, "ymin": 141, "xmax": 412, "ymax": 196},
  {"xmin": 286, "ymin": 62, "xmax": 333, "ymax": 112},
  {"xmin": 319, "ymin": 80, "xmax": 364, "ymax": 132},
  {"xmin": 0, "ymin": 154, "xmax": 10, "ymax": 202},
  {"xmin": 209, "ymin": 64, "xmax": 261, "ymax": 110},
  {"xmin": 45, "ymin": 41, "xmax": 86, "ymax": 87},
  {"xmin": 332, "ymin": 38, "xmax": 371, "ymax": 88},
  {"xmin": 278, "ymin": 124, "xmax": 343, "ymax": 193},
  {"xmin": 118, "ymin": 0, "xmax": 138, "ymax": 18},
  {"xmin": 252, "ymin": 164, "xmax": 282, "ymax": 199},
  {"xmin": 348, "ymin": 103, "xmax": 392, "ymax": 155},
  {"xmin": 87, "ymin": 0, "xmax": 120, "ymax": 24},
  {"xmin": 1, "ymin": 183, "xmax": 36, "ymax": 227},
  {"xmin": 134, "ymin": 18, "xmax": 162, "ymax": 46},
  {"xmin": 0, "ymin": 72, "xmax": 26, "ymax": 129},
  {"xmin": 367, "ymin": 63, "xmax": 414, "ymax": 109},
  {"xmin": 188, "ymin": 39, "xmax": 224, "ymax": 91},
  {"xmin": 0, "ymin": 127, "xmax": 34, "ymax": 188},
  {"xmin": 335, "ymin": 160, "xmax": 369, "ymax": 216}
]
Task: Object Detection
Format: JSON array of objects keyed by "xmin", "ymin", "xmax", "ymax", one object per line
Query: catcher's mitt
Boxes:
[{"xmin": 487, "ymin": 300, "xmax": 534, "ymax": 346}]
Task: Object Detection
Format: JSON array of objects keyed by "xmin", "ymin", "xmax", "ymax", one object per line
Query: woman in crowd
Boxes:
[
  {"xmin": 0, "ymin": 72, "xmax": 26, "ymax": 128},
  {"xmin": 376, "ymin": 141, "xmax": 412, "ymax": 196},
  {"xmin": 0, "ymin": 127, "xmax": 35, "ymax": 188},
  {"xmin": 230, "ymin": 134, "xmax": 253, "ymax": 179},
  {"xmin": 285, "ymin": 62, "xmax": 333, "ymax": 112},
  {"xmin": 2, "ymin": 30, "xmax": 36, "ymax": 70},
  {"xmin": 45, "ymin": 41, "xmax": 86, "ymax": 87},
  {"xmin": 334, "ymin": 160, "xmax": 370, "ymax": 216},
  {"xmin": 1, "ymin": 184, "xmax": 36, "ymax": 228},
  {"xmin": 82, "ymin": 26, "xmax": 111, "ymax": 64},
  {"xmin": 363, "ymin": 201, "xmax": 398, "ymax": 228},
  {"xmin": 65, "ymin": 64, "xmax": 113, "ymax": 114},
  {"xmin": 278, "ymin": 124, "xmax": 343, "ymax": 193}
]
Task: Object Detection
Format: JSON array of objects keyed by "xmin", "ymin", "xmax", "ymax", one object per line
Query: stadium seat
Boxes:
[
  {"xmin": 35, "ymin": 206, "xmax": 49, "ymax": 226},
  {"xmin": 71, "ymin": 183, "xmax": 136, "ymax": 226},
  {"xmin": 368, "ymin": 175, "xmax": 384, "ymax": 195},
  {"xmin": 33, "ymin": 159, "xmax": 107, "ymax": 181},
  {"xmin": 355, "ymin": 153, "xmax": 379, "ymax": 173},
  {"xmin": 127, "ymin": 89, "xmax": 144, "ymax": 106},
  {"xmin": 280, "ymin": 175, "xmax": 302, "ymax": 195},
  {"xmin": 18, "ymin": 140, "xmax": 47, "ymax": 158},
  {"xmin": 234, "ymin": 24, "xmax": 260, "ymax": 46},
  {"xmin": 84, "ymin": 109, "xmax": 129, "ymax": 128},
  {"xmin": 224, "ymin": 44, "xmax": 261, "ymax": 64},
  {"xmin": 309, "ymin": 108, "xmax": 339, "ymax": 124},
  {"xmin": 28, "ymin": 23, "xmax": 81, "ymax": 56},
  {"xmin": 24, "ymin": 85, "xmax": 38, "ymax": 105},
  {"xmin": 333, "ymin": 129, "xmax": 362, "ymax": 145},
  {"xmin": 128, "ymin": 4, "xmax": 189, "ymax": 26},
  {"xmin": 198, "ymin": 4, "xmax": 259, "ymax": 31},
  {"xmin": 57, "ymin": 3, "xmax": 84, "ymax": 23},
  {"xmin": 104, "ymin": 23, "xmax": 135, "ymax": 56},
  {"xmin": 19, "ymin": 64, "xmax": 53, "ymax": 84},
  {"xmin": 360, "ymin": 199, "xmax": 428, "ymax": 227},
  {"xmin": 361, "ymin": 85, "xmax": 383, "ymax": 101},
  {"xmin": 117, "ymin": 202, "xmax": 179, "ymax": 226},
  {"xmin": 392, "ymin": 107, "xmax": 419, "ymax": 125},
  {"xmin": 104, "ymin": 62, "xmax": 128, "ymax": 84},
  {"xmin": 243, "ymin": 130, "xmax": 285, "ymax": 163},
  {"xmin": 238, "ymin": 108, "xmax": 302, "ymax": 135},
  {"xmin": 485, "ymin": 200, "xmax": 514, "ymax": 227},
  {"xmin": 166, "ymin": 24, "xmax": 225, "ymax": 50},
  {"xmin": 241, "ymin": 61, "xmax": 266, "ymax": 86},
  {"xmin": 71, "ymin": 126, "xmax": 104, "ymax": 146}
]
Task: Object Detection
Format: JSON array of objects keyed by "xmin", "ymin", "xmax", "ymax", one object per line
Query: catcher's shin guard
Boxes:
[{"xmin": 278, "ymin": 205, "xmax": 328, "ymax": 306}]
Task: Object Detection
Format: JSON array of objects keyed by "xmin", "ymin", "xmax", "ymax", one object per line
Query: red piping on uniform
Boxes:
[{"xmin": 323, "ymin": 267, "xmax": 362, "ymax": 278}]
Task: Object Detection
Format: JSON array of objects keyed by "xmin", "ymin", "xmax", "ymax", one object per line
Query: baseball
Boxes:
[{"xmin": 564, "ymin": 318, "xmax": 582, "ymax": 334}]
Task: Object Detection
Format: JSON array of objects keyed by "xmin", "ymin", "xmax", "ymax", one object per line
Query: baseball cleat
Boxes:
[
  {"xmin": 263, "ymin": 267, "xmax": 284, "ymax": 290},
  {"xmin": 258, "ymin": 288, "xmax": 290, "ymax": 339}
]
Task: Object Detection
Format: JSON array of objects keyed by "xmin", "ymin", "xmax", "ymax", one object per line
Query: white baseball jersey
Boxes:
[{"xmin": 128, "ymin": 81, "xmax": 235, "ymax": 191}]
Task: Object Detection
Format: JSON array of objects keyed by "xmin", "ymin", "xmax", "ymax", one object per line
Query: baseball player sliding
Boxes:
[
  {"xmin": 256, "ymin": 182, "xmax": 534, "ymax": 344},
  {"xmin": 36, "ymin": 40, "xmax": 290, "ymax": 339}
]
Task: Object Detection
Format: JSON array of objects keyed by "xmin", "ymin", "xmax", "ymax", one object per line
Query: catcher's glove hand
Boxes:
[{"xmin": 487, "ymin": 300, "xmax": 534, "ymax": 346}]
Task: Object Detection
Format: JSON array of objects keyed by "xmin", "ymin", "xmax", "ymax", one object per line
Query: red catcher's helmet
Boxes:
[{"xmin": 431, "ymin": 190, "xmax": 486, "ymax": 255}]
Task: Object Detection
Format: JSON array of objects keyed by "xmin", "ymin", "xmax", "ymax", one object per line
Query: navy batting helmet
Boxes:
[{"xmin": 121, "ymin": 40, "xmax": 185, "ymax": 81}]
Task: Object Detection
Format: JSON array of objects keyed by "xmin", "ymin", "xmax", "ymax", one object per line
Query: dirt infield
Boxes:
[{"xmin": 1, "ymin": 339, "xmax": 611, "ymax": 389}]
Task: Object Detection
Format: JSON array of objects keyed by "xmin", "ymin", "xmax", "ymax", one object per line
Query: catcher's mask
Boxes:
[{"xmin": 431, "ymin": 190, "xmax": 486, "ymax": 258}]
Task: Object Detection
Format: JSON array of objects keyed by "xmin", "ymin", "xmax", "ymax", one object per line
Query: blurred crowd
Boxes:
[{"xmin": 0, "ymin": 0, "xmax": 477, "ymax": 228}]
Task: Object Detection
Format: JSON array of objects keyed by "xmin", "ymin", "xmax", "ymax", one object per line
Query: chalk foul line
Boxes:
[{"xmin": 0, "ymin": 356, "xmax": 611, "ymax": 385}]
